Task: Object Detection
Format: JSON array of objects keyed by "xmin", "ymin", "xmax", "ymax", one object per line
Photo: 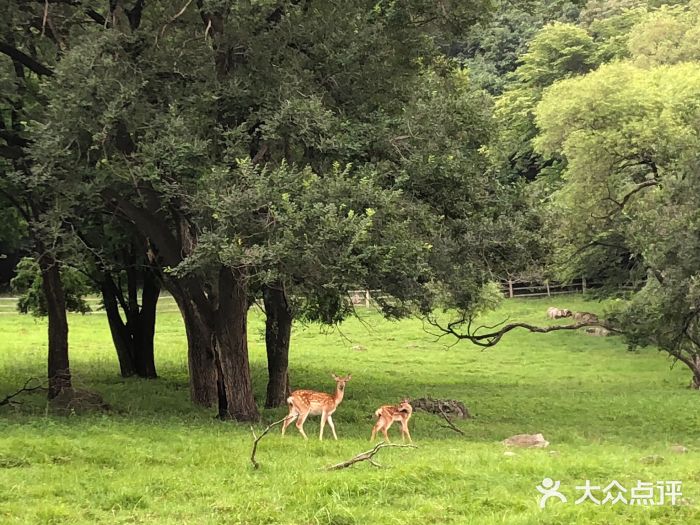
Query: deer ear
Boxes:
[
  {"xmin": 331, "ymin": 373, "xmax": 338, "ymax": 380},
  {"xmin": 347, "ymin": 374, "xmax": 352, "ymax": 381}
]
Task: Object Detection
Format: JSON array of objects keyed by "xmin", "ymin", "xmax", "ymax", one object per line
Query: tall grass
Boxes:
[{"xmin": 0, "ymin": 296, "xmax": 698, "ymax": 524}]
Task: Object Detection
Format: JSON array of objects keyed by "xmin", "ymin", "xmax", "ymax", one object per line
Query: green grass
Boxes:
[{"xmin": 0, "ymin": 295, "xmax": 698, "ymax": 524}]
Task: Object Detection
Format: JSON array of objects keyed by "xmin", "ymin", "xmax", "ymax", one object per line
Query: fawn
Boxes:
[
  {"xmin": 281, "ymin": 373, "xmax": 352, "ymax": 440},
  {"xmin": 370, "ymin": 399, "xmax": 413, "ymax": 442}
]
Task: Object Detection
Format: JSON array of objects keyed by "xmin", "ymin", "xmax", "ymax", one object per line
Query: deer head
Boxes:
[{"xmin": 331, "ymin": 373, "xmax": 352, "ymax": 393}]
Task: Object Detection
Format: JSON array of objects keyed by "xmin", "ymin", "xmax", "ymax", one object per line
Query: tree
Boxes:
[
  {"xmin": 427, "ymin": 1, "xmax": 700, "ymax": 384},
  {"xmin": 27, "ymin": 0, "xmax": 497, "ymax": 420},
  {"xmin": 11, "ymin": 257, "xmax": 91, "ymax": 316},
  {"xmin": 0, "ymin": 0, "xmax": 74, "ymax": 398},
  {"xmin": 457, "ymin": 0, "xmax": 588, "ymax": 94},
  {"xmin": 1, "ymin": 0, "xmax": 166, "ymax": 391},
  {"xmin": 534, "ymin": 55, "xmax": 700, "ymax": 387}
]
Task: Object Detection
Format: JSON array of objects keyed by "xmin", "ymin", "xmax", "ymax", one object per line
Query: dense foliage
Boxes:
[
  {"xmin": 532, "ymin": 0, "xmax": 700, "ymax": 386},
  {"xmin": 3, "ymin": 0, "xmax": 700, "ymax": 405}
]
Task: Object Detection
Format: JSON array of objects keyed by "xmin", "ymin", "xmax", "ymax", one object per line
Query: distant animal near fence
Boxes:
[{"xmin": 348, "ymin": 290, "xmax": 383, "ymax": 307}]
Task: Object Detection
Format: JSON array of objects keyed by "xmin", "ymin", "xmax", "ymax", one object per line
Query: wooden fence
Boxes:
[
  {"xmin": 0, "ymin": 281, "xmax": 599, "ymax": 315},
  {"xmin": 501, "ymin": 278, "xmax": 597, "ymax": 298},
  {"xmin": 349, "ymin": 279, "xmax": 597, "ymax": 306}
]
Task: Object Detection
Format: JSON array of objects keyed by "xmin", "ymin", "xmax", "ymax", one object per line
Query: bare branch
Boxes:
[
  {"xmin": 250, "ymin": 417, "xmax": 288, "ymax": 469},
  {"xmin": 437, "ymin": 406, "xmax": 465, "ymax": 435},
  {"xmin": 1, "ymin": 378, "xmax": 47, "ymax": 407},
  {"xmin": 426, "ymin": 315, "xmax": 620, "ymax": 348},
  {"xmin": 324, "ymin": 442, "xmax": 417, "ymax": 470},
  {"xmin": 158, "ymin": 0, "xmax": 194, "ymax": 43},
  {"xmin": 42, "ymin": 0, "xmax": 50, "ymax": 37}
]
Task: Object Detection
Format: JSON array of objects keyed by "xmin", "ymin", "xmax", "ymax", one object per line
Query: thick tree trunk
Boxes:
[
  {"xmin": 263, "ymin": 285, "xmax": 292, "ymax": 408},
  {"xmin": 168, "ymin": 281, "xmax": 218, "ymax": 406},
  {"xmin": 103, "ymin": 193, "xmax": 255, "ymax": 415},
  {"xmin": 214, "ymin": 267, "xmax": 259, "ymax": 421},
  {"xmin": 38, "ymin": 253, "xmax": 71, "ymax": 398}
]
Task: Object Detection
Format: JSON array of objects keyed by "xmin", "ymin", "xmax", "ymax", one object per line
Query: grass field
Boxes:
[{"xmin": 1, "ymin": 295, "xmax": 699, "ymax": 524}]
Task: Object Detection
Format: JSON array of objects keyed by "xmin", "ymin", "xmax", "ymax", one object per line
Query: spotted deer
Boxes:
[
  {"xmin": 370, "ymin": 399, "xmax": 413, "ymax": 443},
  {"xmin": 281, "ymin": 374, "xmax": 352, "ymax": 440}
]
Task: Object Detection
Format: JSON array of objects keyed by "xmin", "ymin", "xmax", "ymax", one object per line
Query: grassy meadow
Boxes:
[{"xmin": 0, "ymin": 295, "xmax": 699, "ymax": 524}]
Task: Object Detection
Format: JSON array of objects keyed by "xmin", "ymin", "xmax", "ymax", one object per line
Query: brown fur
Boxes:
[
  {"xmin": 370, "ymin": 399, "xmax": 413, "ymax": 443},
  {"xmin": 547, "ymin": 307, "xmax": 572, "ymax": 319},
  {"xmin": 282, "ymin": 374, "xmax": 351, "ymax": 440}
]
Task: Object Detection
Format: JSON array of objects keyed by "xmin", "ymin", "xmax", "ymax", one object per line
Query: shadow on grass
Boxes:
[{"xmin": 2, "ymin": 361, "xmax": 696, "ymax": 448}]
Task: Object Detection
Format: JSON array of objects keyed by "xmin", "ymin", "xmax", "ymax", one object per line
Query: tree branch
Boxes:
[
  {"xmin": 438, "ymin": 406, "xmax": 465, "ymax": 435},
  {"xmin": 0, "ymin": 378, "xmax": 47, "ymax": 406},
  {"xmin": 608, "ymin": 179, "xmax": 658, "ymax": 210},
  {"xmin": 127, "ymin": 0, "xmax": 146, "ymax": 30},
  {"xmin": 0, "ymin": 42, "xmax": 54, "ymax": 76},
  {"xmin": 32, "ymin": 0, "xmax": 108, "ymax": 25},
  {"xmin": 250, "ymin": 417, "xmax": 288, "ymax": 469},
  {"xmin": 161, "ymin": 0, "xmax": 194, "ymax": 35},
  {"xmin": 426, "ymin": 315, "xmax": 619, "ymax": 348},
  {"xmin": 324, "ymin": 442, "xmax": 417, "ymax": 470}
]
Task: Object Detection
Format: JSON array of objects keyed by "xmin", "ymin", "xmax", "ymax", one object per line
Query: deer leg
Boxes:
[
  {"xmin": 319, "ymin": 412, "xmax": 327, "ymax": 441},
  {"xmin": 327, "ymin": 415, "xmax": 338, "ymax": 440},
  {"xmin": 382, "ymin": 420, "xmax": 392, "ymax": 442},
  {"xmin": 370, "ymin": 421, "xmax": 380, "ymax": 442},
  {"xmin": 401, "ymin": 420, "xmax": 412, "ymax": 443},
  {"xmin": 371, "ymin": 417, "xmax": 386, "ymax": 442},
  {"xmin": 296, "ymin": 411, "xmax": 309, "ymax": 440},
  {"xmin": 281, "ymin": 410, "xmax": 297, "ymax": 436}
]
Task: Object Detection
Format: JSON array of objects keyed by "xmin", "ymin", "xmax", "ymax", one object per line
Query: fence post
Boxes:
[
  {"xmin": 365, "ymin": 290, "xmax": 370, "ymax": 308},
  {"xmin": 508, "ymin": 280, "xmax": 514, "ymax": 298},
  {"xmin": 582, "ymin": 277, "xmax": 587, "ymax": 294},
  {"xmin": 545, "ymin": 280, "xmax": 551, "ymax": 297}
]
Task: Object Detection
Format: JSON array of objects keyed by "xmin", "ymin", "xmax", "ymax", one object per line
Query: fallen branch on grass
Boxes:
[
  {"xmin": 0, "ymin": 378, "xmax": 46, "ymax": 407},
  {"xmin": 438, "ymin": 406, "xmax": 465, "ymax": 435},
  {"xmin": 324, "ymin": 442, "xmax": 417, "ymax": 470},
  {"xmin": 250, "ymin": 417, "xmax": 289, "ymax": 469}
]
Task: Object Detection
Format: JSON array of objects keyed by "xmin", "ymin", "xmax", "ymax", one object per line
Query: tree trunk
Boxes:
[
  {"xmin": 691, "ymin": 356, "xmax": 700, "ymax": 390},
  {"xmin": 101, "ymin": 279, "xmax": 137, "ymax": 377},
  {"xmin": 38, "ymin": 253, "xmax": 71, "ymax": 398},
  {"xmin": 168, "ymin": 280, "xmax": 218, "ymax": 406},
  {"xmin": 263, "ymin": 285, "xmax": 292, "ymax": 408},
  {"xmin": 101, "ymin": 269, "xmax": 160, "ymax": 379},
  {"xmin": 213, "ymin": 267, "xmax": 259, "ymax": 421},
  {"xmin": 102, "ymin": 194, "xmax": 254, "ymax": 413},
  {"xmin": 133, "ymin": 269, "xmax": 159, "ymax": 378}
]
